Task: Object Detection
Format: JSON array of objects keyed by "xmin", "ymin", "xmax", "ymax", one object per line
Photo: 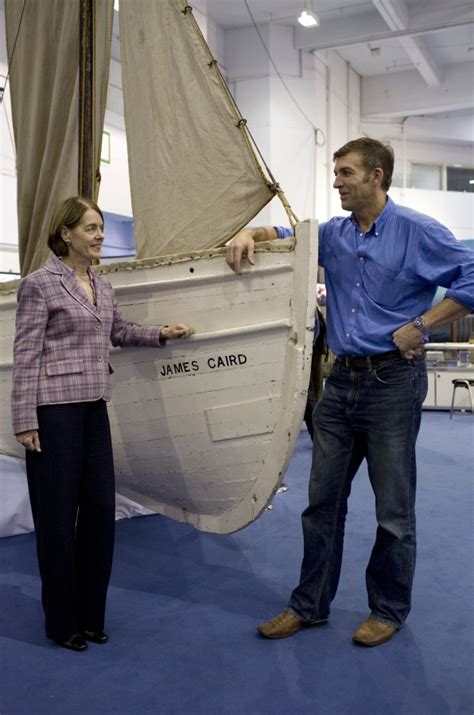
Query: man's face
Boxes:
[{"xmin": 333, "ymin": 151, "xmax": 379, "ymax": 213}]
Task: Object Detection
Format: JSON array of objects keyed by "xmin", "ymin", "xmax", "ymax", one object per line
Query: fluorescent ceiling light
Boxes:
[
  {"xmin": 298, "ymin": 9, "xmax": 320, "ymax": 27},
  {"xmin": 469, "ymin": 179, "xmax": 474, "ymax": 185}
]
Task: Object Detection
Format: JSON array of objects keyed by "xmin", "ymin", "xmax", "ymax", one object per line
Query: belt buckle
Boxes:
[{"xmin": 350, "ymin": 355, "xmax": 370, "ymax": 369}]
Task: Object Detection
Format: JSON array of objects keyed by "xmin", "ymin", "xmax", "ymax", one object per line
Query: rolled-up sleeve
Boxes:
[
  {"xmin": 417, "ymin": 223, "xmax": 474, "ymax": 311},
  {"xmin": 275, "ymin": 224, "xmax": 324, "ymax": 267},
  {"xmin": 274, "ymin": 226, "xmax": 294, "ymax": 239}
]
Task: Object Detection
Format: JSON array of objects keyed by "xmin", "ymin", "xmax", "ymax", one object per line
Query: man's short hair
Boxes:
[{"xmin": 333, "ymin": 137, "xmax": 394, "ymax": 191}]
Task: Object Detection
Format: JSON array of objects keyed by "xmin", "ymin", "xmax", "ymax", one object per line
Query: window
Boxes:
[
  {"xmin": 409, "ymin": 163, "xmax": 441, "ymax": 190},
  {"xmin": 447, "ymin": 166, "xmax": 474, "ymax": 193}
]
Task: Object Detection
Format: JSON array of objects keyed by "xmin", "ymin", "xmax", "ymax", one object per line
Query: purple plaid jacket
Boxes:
[{"xmin": 12, "ymin": 256, "xmax": 165, "ymax": 434}]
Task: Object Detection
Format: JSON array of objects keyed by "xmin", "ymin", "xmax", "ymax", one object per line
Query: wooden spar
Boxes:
[{"xmin": 79, "ymin": 0, "xmax": 94, "ymax": 199}]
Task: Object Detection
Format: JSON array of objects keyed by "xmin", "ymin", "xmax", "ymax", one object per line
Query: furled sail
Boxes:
[
  {"xmin": 119, "ymin": 0, "xmax": 276, "ymax": 258},
  {"xmin": 5, "ymin": 0, "xmax": 114, "ymax": 276}
]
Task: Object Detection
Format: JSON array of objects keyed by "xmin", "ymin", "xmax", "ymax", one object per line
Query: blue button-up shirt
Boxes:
[{"xmin": 275, "ymin": 196, "xmax": 474, "ymax": 356}]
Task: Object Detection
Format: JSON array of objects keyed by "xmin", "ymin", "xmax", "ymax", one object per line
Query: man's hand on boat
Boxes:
[
  {"xmin": 226, "ymin": 227, "xmax": 279, "ymax": 275},
  {"xmin": 161, "ymin": 323, "xmax": 194, "ymax": 339}
]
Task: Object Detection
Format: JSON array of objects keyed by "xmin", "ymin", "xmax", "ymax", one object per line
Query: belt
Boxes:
[{"xmin": 335, "ymin": 350, "xmax": 400, "ymax": 370}]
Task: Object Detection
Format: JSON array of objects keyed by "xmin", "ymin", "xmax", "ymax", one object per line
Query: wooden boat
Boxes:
[{"xmin": 1, "ymin": 0, "xmax": 317, "ymax": 534}]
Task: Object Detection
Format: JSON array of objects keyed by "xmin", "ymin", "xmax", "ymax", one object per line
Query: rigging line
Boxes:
[
  {"xmin": 183, "ymin": 3, "xmax": 278, "ymax": 188},
  {"xmin": 243, "ymin": 0, "xmax": 326, "ymax": 147},
  {"xmin": 0, "ymin": 0, "xmax": 28, "ymax": 106}
]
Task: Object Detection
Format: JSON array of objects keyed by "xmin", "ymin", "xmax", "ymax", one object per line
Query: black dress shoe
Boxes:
[
  {"xmin": 56, "ymin": 633, "xmax": 88, "ymax": 652},
  {"xmin": 83, "ymin": 630, "xmax": 109, "ymax": 644}
]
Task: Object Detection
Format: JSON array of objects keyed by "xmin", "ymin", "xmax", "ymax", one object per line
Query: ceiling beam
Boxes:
[
  {"xmin": 372, "ymin": 0, "xmax": 442, "ymax": 86},
  {"xmin": 294, "ymin": 6, "xmax": 472, "ymax": 53},
  {"xmin": 361, "ymin": 62, "xmax": 473, "ymax": 118},
  {"xmin": 360, "ymin": 115, "xmax": 474, "ymax": 145},
  {"xmin": 296, "ymin": 19, "xmax": 474, "ymax": 52}
]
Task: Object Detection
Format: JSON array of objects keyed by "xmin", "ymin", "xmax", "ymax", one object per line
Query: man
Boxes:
[{"xmin": 226, "ymin": 137, "xmax": 474, "ymax": 647}]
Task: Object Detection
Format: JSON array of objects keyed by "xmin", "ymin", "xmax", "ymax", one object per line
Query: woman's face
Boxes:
[{"xmin": 62, "ymin": 209, "xmax": 104, "ymax": 263}]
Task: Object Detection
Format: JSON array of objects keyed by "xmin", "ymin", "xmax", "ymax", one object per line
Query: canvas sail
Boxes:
[
  {"xmin": 119, "ymin": 0, "xmax": 276, "ymax": 258},
  {"xmin": 5, "ymin": 0, "xmax": 114, "ymax": 276}
]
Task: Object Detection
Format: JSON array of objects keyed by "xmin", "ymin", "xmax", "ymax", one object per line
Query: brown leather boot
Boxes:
[
  {"xmin": 257, "ymin": 610, "xmax": 327, "ymax": 639},
  {"xmin": 352, "ymin": 617, "xmax": 397, "ymax": 646}
]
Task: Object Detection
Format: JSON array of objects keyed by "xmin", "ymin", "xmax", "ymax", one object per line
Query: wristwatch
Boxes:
[{"xmin": 412, "ymin": 315, "xmax": 430, "ymax": 336}]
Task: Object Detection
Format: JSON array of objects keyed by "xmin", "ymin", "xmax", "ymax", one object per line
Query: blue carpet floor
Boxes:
[{"xmin": 0, "ymin": 411, "xmax": 472, "ymax": 714}]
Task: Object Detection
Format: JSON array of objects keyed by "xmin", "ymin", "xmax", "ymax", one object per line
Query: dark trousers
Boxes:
[
  {"xmin": 26, "ymin": 400, "xmax": 115, "ymax": 641},
  {"xmin": 303, "ymin": 349, "xmax": 324, "ymax": 439},
  {"xmin": 304, "ymin": 309, "xmax": 327, "ymax": 439}
]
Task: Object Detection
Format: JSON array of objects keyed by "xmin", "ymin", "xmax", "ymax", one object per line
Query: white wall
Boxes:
[
  {"xmin": 389, "ymin": 188, "xmax": 474, "ymax": 240},
  {"xmin": 361, "ymin": 117, "xmax": 474, "ymax": 187},
  {"xmin": 322, "ymin": 49, "xmax": 361, "ymax": 220},
  {"xmin": 360, "ymin": 117, "xmax": 474, "ymax": 240}
]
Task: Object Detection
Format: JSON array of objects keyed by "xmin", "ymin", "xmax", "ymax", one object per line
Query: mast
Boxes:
[{"xmin": 79, "ymin": 0, "xmax": 94, "ymax": 199}]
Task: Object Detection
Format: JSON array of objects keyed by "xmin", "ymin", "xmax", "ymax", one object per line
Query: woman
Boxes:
[{"xmin": 11, "ymin": 196, "xmax": 193, "ymax": 652}]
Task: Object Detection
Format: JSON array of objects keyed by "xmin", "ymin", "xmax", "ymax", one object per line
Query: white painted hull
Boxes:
[{"xmin": 0, "ymin": 221, "xmax": 317, "ymax": 533}]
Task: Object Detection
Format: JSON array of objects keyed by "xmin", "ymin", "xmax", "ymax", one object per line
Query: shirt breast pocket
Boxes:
[{"xmin": 363, "ymin": 262, "xmax": 411, "ymax": 308}]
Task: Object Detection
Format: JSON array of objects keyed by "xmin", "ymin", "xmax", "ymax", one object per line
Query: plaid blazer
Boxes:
[{"xmin": 12, "ymin": 256, "xmax": 164, "ymax": 434}]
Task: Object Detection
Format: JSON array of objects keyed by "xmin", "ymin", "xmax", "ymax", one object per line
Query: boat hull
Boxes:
[{"xmin": 0, "ymin": 221, "xmax": 317, "ymax": 533}]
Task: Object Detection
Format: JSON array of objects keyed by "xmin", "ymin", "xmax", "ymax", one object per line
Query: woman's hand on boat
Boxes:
[
  {"xmin": 16, "ymin": 429, "xmax": 42, "ymax": 452},
  {"xmin": 161, "ymin": 323, "xmax": 194, "ymax": 340},
  {"xmin": 226, "ymin": 230, "xmax": 255, "ymax": 274}
]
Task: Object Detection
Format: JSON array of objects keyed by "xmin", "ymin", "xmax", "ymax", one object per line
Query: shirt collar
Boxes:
[{"xmin": 350, "ymin": 195, "xmax": 395, "ymax": 235}]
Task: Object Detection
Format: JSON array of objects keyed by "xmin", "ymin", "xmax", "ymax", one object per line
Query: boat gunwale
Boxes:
[{"xmin": 0, "ymin": 239, "xmax": 296, "ymax": 296}]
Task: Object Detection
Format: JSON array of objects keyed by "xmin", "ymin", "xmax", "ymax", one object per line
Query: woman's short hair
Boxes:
[
  {"xmin": 333, "ymin": 137, "xmax": 394, "ymax": 191},
  {"xmin": 47, "ymin": 196, "xmax": 104, "ymax": 257}
]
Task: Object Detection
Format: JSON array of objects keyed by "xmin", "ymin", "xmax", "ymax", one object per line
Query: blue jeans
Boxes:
[{"xmin": 287, "ymin": 355, "xmax": 428, "ymax": 628}]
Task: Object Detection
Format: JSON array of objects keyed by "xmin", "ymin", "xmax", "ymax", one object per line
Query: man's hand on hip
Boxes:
[{"xmin": 392, "ymin": 323, "xmax": 425, "ymax": 359}]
